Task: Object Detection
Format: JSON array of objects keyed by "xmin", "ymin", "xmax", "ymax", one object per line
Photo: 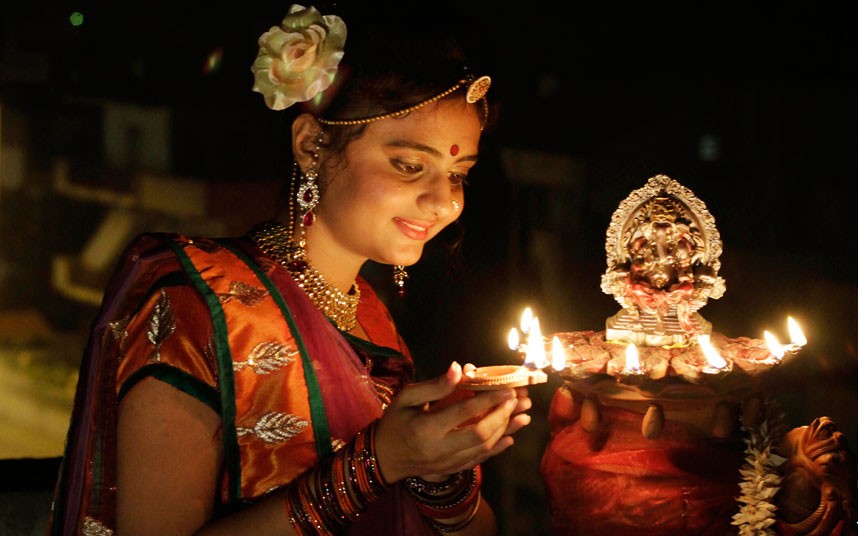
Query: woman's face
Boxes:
[{"xmin": 310, "ymin": 97, "xmax": 482, "ymax": 269}]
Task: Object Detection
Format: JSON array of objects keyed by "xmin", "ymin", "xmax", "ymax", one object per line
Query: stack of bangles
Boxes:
[
  {"xmin": 285, "ymin": 421, "xmax": 389, "ymax": 534},
  {"xmin": 405, "ymin": 465, "xmax": 483, "ymax": 533}
]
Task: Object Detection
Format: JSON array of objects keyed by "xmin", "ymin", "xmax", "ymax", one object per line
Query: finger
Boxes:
[
  {"xmin": 440, "ymin": 435, "xmax": 517, "ymax": 475},
  {"xmin": 443, "ymin": 396, "xmax": 519, "ymax": 455},
  {"xmin": 430, "ymin": 389, "xmax": 516, "ymax": 430},
  {"xmin": 513, "ymin": 386, "xmax": 530, "ymax": 399},
  {"xmin": 504, "ymin": 413, "xmax": 532, "ymax": 436},
  {"xmin": 511, "ymin": 395, "xmax": 533, "ymax": 416},
  {"xmin": 392, "ymin": 362, "xmax": 462, "ymax": 409},
  {"xmin": 440, "ymin": 396, "xmax": 530, "ymax": 473}
]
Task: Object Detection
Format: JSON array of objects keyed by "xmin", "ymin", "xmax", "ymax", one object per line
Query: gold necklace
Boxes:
[{"xmin": 248, "ymin": 220, "xmax": 360, "ymax": 332}]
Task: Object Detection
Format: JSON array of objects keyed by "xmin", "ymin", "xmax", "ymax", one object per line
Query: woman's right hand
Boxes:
[{"xmin": 373, "ymin": 362, "xmax": 532, "ymax": 483}]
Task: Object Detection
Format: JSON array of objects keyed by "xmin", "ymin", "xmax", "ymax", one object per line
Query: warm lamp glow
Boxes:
[
  {"xmin": 551, "ymin": 336, "xmax": 567, "ymax": 371},
  {"xmin": 524, "ymin": 317, "xmax": 547, "ymax": 369},
  {"xmin": 697, "ymin": 334, "xmax": 728, "ymax": 369},
  {"xmin": 508, "ymin": 328, "xmax": 520, "ymax": 351},
  {"xmin": 624, "ymin": 343, "xmax": 640, "ymax": 373},
  {"xmin": 787, "ymin": 317, "xmax": 807, "ymax": 346},
  {"xmin": 764, "ymin": 331, "xmax": 785, "ymax": 359},
  {"xmin": 520, "ymin": 307, "xmax": 534, "ymax": 334}
]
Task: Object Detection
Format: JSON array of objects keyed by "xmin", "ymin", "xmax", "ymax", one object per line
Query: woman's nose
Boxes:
[{"xmin": 419, "ymin": 174, "xmax": 453, "ymax": 219}]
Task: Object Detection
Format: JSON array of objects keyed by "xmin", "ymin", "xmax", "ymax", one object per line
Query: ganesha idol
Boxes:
[{"xmin": 539, "ymin": 175, "xmax": 857, "ymax": 535}]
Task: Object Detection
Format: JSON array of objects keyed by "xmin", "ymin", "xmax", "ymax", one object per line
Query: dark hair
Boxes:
[
  {"xmin": 275, "ymin": 3, "xmax": 494, "ymax": 266},
  {"xmin": 299, "ymin": 3, "xmax": 494, "ymax": 154}
]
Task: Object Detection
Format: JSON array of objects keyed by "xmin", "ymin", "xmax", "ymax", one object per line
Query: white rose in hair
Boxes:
[{"xmin": 251, "ymin": 4, "xmax": 347, "ymax": 111}]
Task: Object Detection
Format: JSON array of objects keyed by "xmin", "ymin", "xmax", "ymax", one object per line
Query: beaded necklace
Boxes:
[{"xmin": 248, "ymin": 220, "xmax": 360, "ymax": 332}]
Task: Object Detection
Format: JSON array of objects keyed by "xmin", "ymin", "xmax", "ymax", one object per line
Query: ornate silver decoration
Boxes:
[
  {"xmin": 600, "ymin": 175, "xmax": 726, "ymax": 346},
  {"xmin": 233, "ymin": 342, "xmax": 296, "ymax": 374},
  {"xmin": 109, "ymin": 316, "xmax": 129, "ymax": 363},
  {"xmin": 203, "ymin": 333, "xmax": 219, "ymax": 382},
  {"xmin": 82, "ymin": 517, "xmax": 114, "ymax": 536},
  {"xmin": 236, "ymin": 412, "xmax": 309, "ymax": 444},
  {"xmin": 217, "ymin": 281, "xmax": 268, "ymax": 306},
  {"xmin": 146, "ymin": 289, "xmax": 176, "ymax": 361}
]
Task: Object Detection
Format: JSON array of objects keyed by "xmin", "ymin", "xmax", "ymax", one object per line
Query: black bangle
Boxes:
[{"xmin": 426, "ymin": 495, "xmax": 482, "ymax": 533}]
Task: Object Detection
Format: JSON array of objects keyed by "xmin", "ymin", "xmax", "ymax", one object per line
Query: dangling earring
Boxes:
[
  {"xmin": 393, "ymin": 265, "xmax": 409, "ymax": 297},
  {"xmin": 296, "ymin": 131, "xmax": 324, "ymax": 229},
  {"xmin": 296, "ymin": 166, "xmax": 320, "ymax": 227}
]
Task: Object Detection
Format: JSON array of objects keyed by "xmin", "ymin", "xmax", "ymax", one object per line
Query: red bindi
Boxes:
[{"xmin": 450, "ymin": 144, "xmax": 459, "ymax": 156}]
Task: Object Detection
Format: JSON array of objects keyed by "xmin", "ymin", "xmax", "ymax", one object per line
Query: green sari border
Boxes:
[
  {"xmin": 119, "ymin": 363, "xmax": 221, "ymax": 413},
  {"xmin": 342, "ymin": 331, "xmax": 407, "ymax": 360},
  {"xmin": 223, "ymin": 243, "xmax": 333, "ymax": 459},
  {"xmin": 163, "ymin": 239, "xmax": 243, "ymax": 502}
]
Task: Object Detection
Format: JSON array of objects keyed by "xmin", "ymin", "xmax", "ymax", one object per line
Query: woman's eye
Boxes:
[
  {"xmin": 449, "ymin": 172, "xmax": 469, "ymax": 187},
  {"xmin": 392, "ymin": 159, "xmax": 423, "ymax": 175}
]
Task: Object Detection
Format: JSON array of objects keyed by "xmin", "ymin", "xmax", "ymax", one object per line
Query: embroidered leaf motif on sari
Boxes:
[
  {"xmin": 203, "ymin": 333, "xmax": 219, "ymax": 382},
  {"xmin": 218, "ymin": 280, "xmax": 268, "ymax": 306},
  {"xmin": 109, "ymin": 316, "xmax": 129, "ymax": 363},
  {"xmin": 236, "ymin": 412, "xmax": 309, "ymax": 444},
  {"xmin": 147, "ymin": 289, "xmax": 176, "ymax": 362},
  {"xmin": 82, "ymin": 517, "xmax": 113, "ymax": 536},
  {"xmin": 234, "ymin": 341, "xmax": 296, "ymax": 374}
]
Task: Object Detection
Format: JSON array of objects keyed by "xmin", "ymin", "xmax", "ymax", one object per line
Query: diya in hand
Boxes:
[{"xmin": 459, "ymin": 308, "xmax": 552, "ymax": 391}]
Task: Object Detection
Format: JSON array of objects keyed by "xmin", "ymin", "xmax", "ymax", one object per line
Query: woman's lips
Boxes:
[{"xmin": 394, "ymin": 217, "xmax": 433, "ymax": 240}]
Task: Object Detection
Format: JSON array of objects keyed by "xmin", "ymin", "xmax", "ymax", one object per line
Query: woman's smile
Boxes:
[{"xmin": 393, "ymin": 217, "xmax": 434, "ymax": 241}]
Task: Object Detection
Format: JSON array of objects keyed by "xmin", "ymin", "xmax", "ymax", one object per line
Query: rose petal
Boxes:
[{"xmin": 251, "ymin": 6, "xmax": 346, "ymax": 111}]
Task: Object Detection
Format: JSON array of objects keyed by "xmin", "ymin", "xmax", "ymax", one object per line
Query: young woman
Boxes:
[{"xmin": 48, "ymin": 4, "xmax": 532, "ymax": 535}]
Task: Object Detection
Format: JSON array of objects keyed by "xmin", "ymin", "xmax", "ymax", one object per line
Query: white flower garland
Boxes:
[{"xmin": 732, "ymin": 399, "xmax": 788, "ymax": 535}]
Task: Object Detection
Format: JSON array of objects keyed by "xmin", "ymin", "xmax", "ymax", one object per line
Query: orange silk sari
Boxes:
[{"xmin": 48, "ymin": 232, "xmax": 433, "ymax": 535}]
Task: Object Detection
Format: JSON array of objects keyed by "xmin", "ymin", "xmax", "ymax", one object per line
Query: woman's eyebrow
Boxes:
[
  {"xmin": 386, "ymin": 140, "xmax": 479, "ymax": 162},
  {"xmin": 386, "ymin": 140, "xmax": 443, "ymax": 157}
]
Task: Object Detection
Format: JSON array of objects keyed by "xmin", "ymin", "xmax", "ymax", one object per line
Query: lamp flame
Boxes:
[
  {"xmin": 764, "ymin": 330, "xmax": 785, "ymax": 359},
  {"xmin": 697, "ymin": 334, "xmax": 727, "ymax": 369},
  {"xmin": 524, "ymin": 317, "xmax": 547, "ymax": 369},
  {"xmin": 551, "ymin": 336, "xmax": 567, "ymax": 371},
  {"xmin": 508, "ymin": 328, "xmax": 520, "ymax": 351},
  {"xmin": 787, "ymin": 317, "xmax": 807, "ymax": 346},
  {"xmin": 520, "ymin": 307, "xmax": 534, "ymax": 334},
  {"xmin": 624, "ymin": 343, "xmax": 640, "ymax": 373}
]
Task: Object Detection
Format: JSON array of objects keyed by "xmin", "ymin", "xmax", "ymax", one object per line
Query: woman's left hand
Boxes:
[{"xmin": 373, "ymin": 362, "xmax": 533, "ymax": 483}]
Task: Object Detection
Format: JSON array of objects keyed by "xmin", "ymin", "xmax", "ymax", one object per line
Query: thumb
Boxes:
[{"xmin": 396, "ymin": 361, "xmax": 462, "ymax": 409}]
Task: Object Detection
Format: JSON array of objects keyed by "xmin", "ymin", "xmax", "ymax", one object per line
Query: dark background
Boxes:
[{"xmin": 1, "ymin": 4, "xmax": 856, "ymax": 535}]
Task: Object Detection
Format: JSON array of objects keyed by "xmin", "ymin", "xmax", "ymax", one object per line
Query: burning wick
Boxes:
[
  {"xmin": 508, "ymin": 328, "xmax": 521, "ymax": 354},
  {"xmin": 697, "ymin": 334, "xmax": 728, "ymax": 373},
  {"xmin": 551, "ymin": 336, "xmax": 567, "ymax": 372},
  {"xmin": 622, "ymin": 343, "xmax": 645, "ymax": 376},
  {"xmin": 787, "ymin": 316, "xmax": 807, "ymax": 346},
  {"xmin": 764, "ymin": 316, "xmax": 807, "ymax": 361},
  {"xmin": 507, "ymin": 306, "xmax": 535, "ymax": 357},
  {"xmin": 524, "ymin": 317, "xmax": 547, "ymax": 370},
  {"xmin": 764, "ymin": 331, "xmax": 785, "ymax": 360},
  {"xmin": 520, "ymin": 307, "xmax": 534, "ymax": 334},
  {"xmin": 460, "ymin": 307, "xmax": 551, "ymax": 390}
]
